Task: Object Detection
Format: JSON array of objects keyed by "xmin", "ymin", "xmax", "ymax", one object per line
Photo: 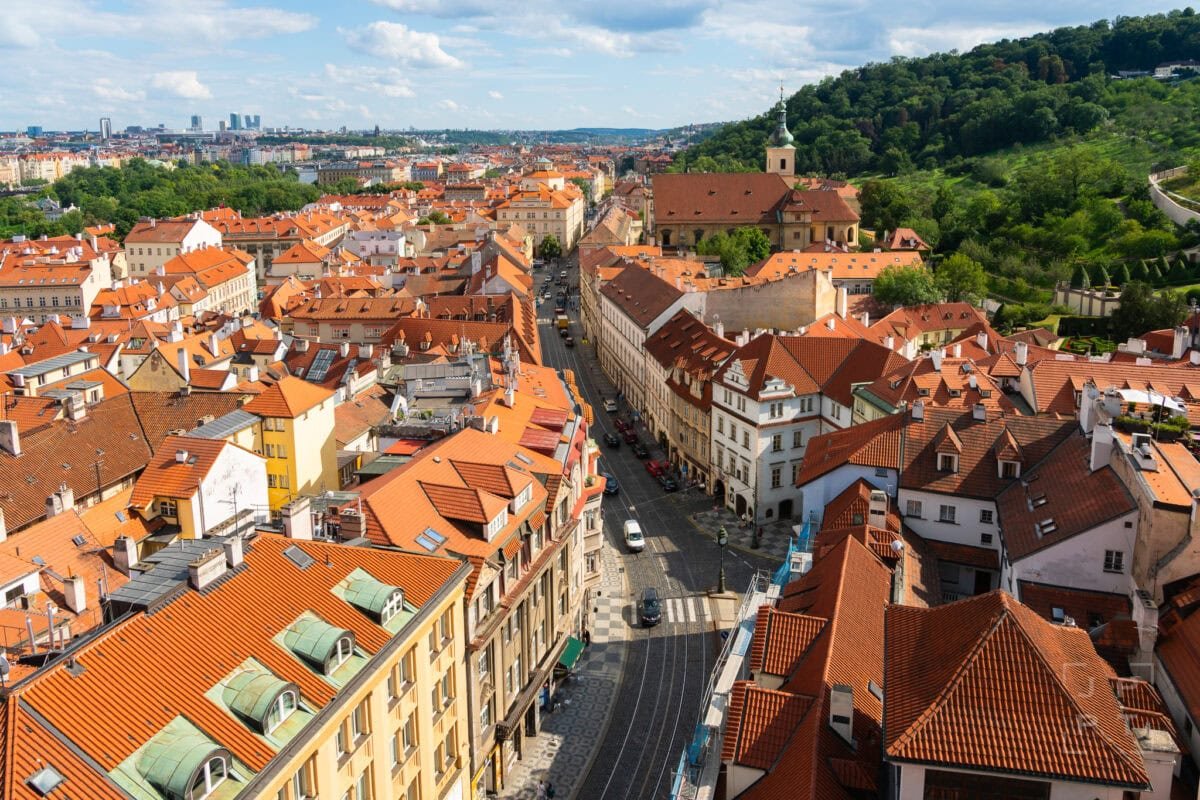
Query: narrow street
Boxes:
[{"xmin": 534, "ymin": 250, "xmax": 778, "ymax": 800}]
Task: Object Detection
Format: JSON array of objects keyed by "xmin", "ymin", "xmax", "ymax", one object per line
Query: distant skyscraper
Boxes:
[
  {"xmin": 218, "ymin": 120, "xmax": 227, "ymax": 132},
  {"xmin": 99, "ymin": 117, "xmax": 112, "ymax": 141},
  {"xmin": 229, "ymin": 112, "xmax": 242, "ymax": 131},
  {"xmin": 190, "ymin": 115, "xmax": 202, "ymax": 132},
  {"xmin": 26, "ymin": 125, "xmax": 42, "ymax": 137},
  {"xmin": 248, "ymin": 114, "xmax": 261, "ymax": 130}
]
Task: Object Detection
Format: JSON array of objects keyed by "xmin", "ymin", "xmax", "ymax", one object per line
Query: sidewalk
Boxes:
[
  {"xmin": 688, "ymin": 507, "xmax": 798, "ymax": 563},
  {"xmin": 499, "ymin": 539, "xmax": 629, "ymax": 800}
]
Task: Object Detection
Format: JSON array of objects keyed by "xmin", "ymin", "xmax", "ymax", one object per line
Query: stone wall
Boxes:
[{"xmin": 1149, "ymin": 166, "xmax": 1200, "ymax": 228}]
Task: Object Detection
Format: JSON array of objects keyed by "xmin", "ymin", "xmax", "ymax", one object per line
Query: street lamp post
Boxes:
[{"xmin": 716, "ymin": 526, "xmax": 728, "ymax": 594}]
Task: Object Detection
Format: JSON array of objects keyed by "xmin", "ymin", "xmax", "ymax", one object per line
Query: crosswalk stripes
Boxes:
[{"xmin": 664, "ymin": 596, "xmax": 706, "ymax": 625}]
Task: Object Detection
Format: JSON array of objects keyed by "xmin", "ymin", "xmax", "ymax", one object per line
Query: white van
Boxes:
[{"xmin": 623, "ymin": 519, "xmax": 645, "ymax": 552}]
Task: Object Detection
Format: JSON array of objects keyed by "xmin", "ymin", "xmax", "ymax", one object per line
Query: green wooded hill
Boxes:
[{"xmin": 676, "ymin": 8, "xmax": 1200, "ymax": 175}]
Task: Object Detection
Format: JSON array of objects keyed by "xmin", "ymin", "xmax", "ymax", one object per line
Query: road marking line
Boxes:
[{"xmin": 685, "ymin": 597, "xmax": 696, "ymax": 623}]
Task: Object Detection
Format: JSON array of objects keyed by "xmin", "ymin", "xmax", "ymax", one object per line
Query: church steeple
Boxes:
[
  {"xmin": 766, "ymin": 83, "xmax": 795, "ymax": 176},
  {"xmin": 770, "ymin": 84, "xmax": 794, "ymax": 148}
]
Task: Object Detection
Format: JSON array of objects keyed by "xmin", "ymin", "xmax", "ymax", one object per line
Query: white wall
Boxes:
[
  {"xmin": 896, "ymin": 763, "xmax": 1130, "ymax": 800},
  {"xmin": 1154, "ymin": 653, "xmax": 1200, "ymax": 760},
  {"xmin": 197, "ymin": 444, "xmax": 270, "ymax": 532},
  {"xmin": 899, "ymin": 489, "xmax": 1000, "ymax": 552},
  {"xmin": 798, "ymin": 465, "xmax": 896, "ymax": 528},
  {"xmin": 1004, "ymin": 512, "xmax": 1139, "ymax": 597}
]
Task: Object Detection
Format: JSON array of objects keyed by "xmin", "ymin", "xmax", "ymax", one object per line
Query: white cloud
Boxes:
[
  {"xmin": 886, "ymin": 22, "xmax": 1045, "ymax": 57},
  {"xmin": 341, "ymin": 21, "xmax": 465, "ymax": 69},
  {"xmin": 0, "ymin": 19, "xmax": 40, "ymax": 48},
  {"xmin": 324, "ymin": 63, "xmax": 416, "ymax": 98},
  {"xmin": 488, "ymin": 90, "xmax": 503, "ymax": 99},
  {"xmin": 150, "ymin": 71, "xmax": 212, "ymax": 100},
  {"xmin": 92, "ymin": 79, "xmax": 145, "ymax": 102},
  {"xmin": 437, "ymin": 99, "xmax": 460, "ymax": 111}
]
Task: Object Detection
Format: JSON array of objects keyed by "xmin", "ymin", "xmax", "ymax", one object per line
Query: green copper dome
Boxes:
[{"xmin": 771, "ymin": 96, "xmax": 795, "ymax": 148}]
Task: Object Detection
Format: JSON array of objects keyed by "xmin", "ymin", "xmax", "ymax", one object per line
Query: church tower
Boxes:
[{"xmin": 765, "ymin": 85, "xmax": 795, "ymax": 177}]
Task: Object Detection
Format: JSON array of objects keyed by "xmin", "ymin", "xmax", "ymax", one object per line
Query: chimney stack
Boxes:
[
  {"xmin": 835, "ymin": 287, "xmax": 848, "ymax": 319},
  {"xmin": 1173, "ymin": 326, "xmax": 1189, "ymax": 360},
  {"xmin": 339, "ymin": 508, "xmax": 365, "ymax": 540},
  {"xmin": 64, "ymin": 575, "xmax": 86, "ymax": 613},
  {"xmin": 113, "ymin": 535, "xmax": 137, "ymax": 575},
  {"xmin": 340, "ymin": 341, "xmax": 351, "ymax": 358},
  {"xmin": 714, "ymin": 319, "xmax": 724, "ymax": 340},
  {"xmin": 912, "ymin": 399, "xmax": 925, "ymax": 421},
  {"xmin": 972, "ymin": 403, "xmax": 986, "ymax": 421},
  {"xmin": 282, "ymin": 496, "xmax": 314, "ymax": 540},
  {"xmin": 223, "ymin": 536, "xmax": 244, "ymax": 569},
  {"xmin": 1131, "ymin": 589, "xmax": 1160, "ymax": 680},
  {"xmin": 829, "ymin": 684, "xmax": 855, "ymax": 746},
  {"xmin": 883, "ymin": 335, "xmax": 895, "ymax": 350},
  {"xmin": 976, "ymin": 331, "xmax": 988, "ymax": 352},
  {"xmin": 952, "ymin": 343, "xmax": 961, "ymax": 358},
  {"xmin": 868, "ymin": 490, "xmax": 888, "ymax": 526},
  {"xmin": 1090, "ymin": 422, "xmax": 1114, "ymax": 472},
  {"xmin": 188, "ymin": 548, "xmax": 227, "ymax": 591},
  {"xmin": 0, "ymin": 419, "xmax": 20, "ymax": 456},
  {"xmin": 1015, "ymin": 341, "xmax": 1028, "ymax": 367},
  {"xmin": 247, "ymin": 365, "xmax": 259, "ymax": 383},
  {"xmin": 0, "ymin": 508, "xmax": 7, "ymax": 543},
  {"xmin": 930, "ymin": 349, "xmax": 943, "ymax": 372},
  {"xmin": 45, "ymin": 484, "xmax": 75, "ymax": 517},
  {"xmin": 176, "ymin": 346, "xmax": 191, "ymax": 382}
]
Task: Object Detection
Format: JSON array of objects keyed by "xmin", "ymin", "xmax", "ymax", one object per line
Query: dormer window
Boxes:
[
  {"xmin": 222, "ymin": 667, "xmax": 302, "ymax": 735},
  {"xmin": 1000, "ymin": 460, "xmax": 1020, "ymax": 479},
  {"xmin": 511, "ymin": 484, "xmax": 532, "ymax": 514},
  {"xmin": 486, "ymin": 508, "xmax": 508, "ymax": 538},
  {"xmin": 283, "ymin": 617, "xmax": 356, "ymax": 677},
  {"xmin": 266, "ymin": 690, "xmax": 298, "ymax": 734},
  {"xmin": 937, "ymin": 453, "xmax": 958, "ymax": 473}
]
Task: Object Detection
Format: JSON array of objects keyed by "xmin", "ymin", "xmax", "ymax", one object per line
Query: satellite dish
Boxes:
[
  {"xmin": 0, "ymin": 654, "xmax": 11, "ymax": 679},
  {"xmin": 890, "ymin": 540, "xmax": 905, "ymax": 554}
]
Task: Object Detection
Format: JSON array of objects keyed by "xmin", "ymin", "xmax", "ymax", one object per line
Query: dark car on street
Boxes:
[
  {"xmin": 657, "ymin": 474, "xmax": 679, "ymax": 492},
  {"xmin": 602, "ymin": 472, "xmax": 619, "ymax": 495},
  {"xmin": 564, "ymin": 336, "xmax": 575, "ymax": 347},
  {"xmin": 622, "ymin": 429, "xmax": 639, "ymax": 444},
  {"xmin": 631, "ymin": 442, "xmax": 649, "ymax": 459},
  {"xmin": 640, "ymin": 587, "xmax": 662, "ymax": 627},
  {"xmin": 614, "ymin": 418, "xmax": 631, "ymax": 433},
  {"xmin": 602, "ymin": 432, "xmax": 621, "ymax": 448}
]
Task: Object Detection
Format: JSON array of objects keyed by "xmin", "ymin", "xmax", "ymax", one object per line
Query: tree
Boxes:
[
  {"xmin": 696, "ymin": 227, "xmax": 771, "ymax": 276},
  {"xmin": 1110, "ymin": 281, "xmax": 1188, "ymax": 341},
  {"xmin": 1116, "ymin": 262, "xmax": 1133, "ymax": 286},
  {"xmin": 873, "ymin": 264, "xmax": 943, "ymax": 307},
  {"xmin": 1070, "ymin": 263, "xmax": 1090, "ymax": 289},
  {"xmin": 934, "ymin": 253, "xmax": 988, "ymax": 303},
  {"xmin": 418, "ymin": 210, "xmax": 452, "ymax": 226},
  {"xmin": 539, "ymin": 234, "xmax": 562, "ymax": 260}
]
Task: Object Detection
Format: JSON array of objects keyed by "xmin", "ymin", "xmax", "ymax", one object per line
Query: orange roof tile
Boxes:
[
  {"xmin": 129, "ymin": 435, "xmax": 234, "ymax": 506},
  {"xmin": 243, "ymin": 375, "xmax": 333, "ymax": 418}
]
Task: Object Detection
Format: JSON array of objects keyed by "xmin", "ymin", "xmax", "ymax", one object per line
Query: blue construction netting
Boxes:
[
  {"xmin": 686, "ymin": 723, "xmax": 709, "ymax": 767},
  {"xmin": 772, "ymin": 520, "xmax": 812, "ymax": 586}
]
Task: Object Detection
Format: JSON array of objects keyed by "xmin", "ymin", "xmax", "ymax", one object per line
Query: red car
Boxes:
[
  {"xmin": 613, "ymin": 418, "xmax": 631, "ymax": 433},
  {"xmin": 645, "ymin": 460, "xmax": 670, "ymax": 478},
  {"xmin": 622, "ymin": 429, "xmax": 639, "ymax": 444}
]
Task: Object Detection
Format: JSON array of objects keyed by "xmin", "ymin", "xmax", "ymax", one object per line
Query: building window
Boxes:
[
  {"xmin": 1104, "ymin": 550, "xmax": 1125, "ymax": 573},
  {"xmin": 266, "ymin": 690, "xmax": 298, "ymax": 733},
  {"xmin": 939, "ymin": 505, "xmax": 957, "ymax": 524},
  {"xmin": 793, "ymin": 430, "xmax": 803, "ymax": 448},
  {"xmin": 191, "ymin": 756, "xmax": 228, "ymax": 799},
  {"xmin": 742, "ymin": 431, "xmax": 749, "ymax": 448},
  {"xmin": 717, "ymin": 417, "xmax": 724, "ymax": 435},
  {"xmin": 937, "ymin": 454, "xmax": 958, "ymax": 473},
  {"xmin": 480, "ymin": 697, "xmax": 492, "ymax": 729},
  {"xmin": 980, "ymin": 509, "xmax": 993, "ymax": 524},
  {"xmin": 1000, "ymin": 460, "xmax": 1020, "ymax": 479},
  {"xmin": 769, "ymin": 402, "xmax": 783, "ymax": 418},
  {"xmin": 351, "ymin": 698, "xmax": 370, "ymax": 739},
  {"xmin": 158, "ymin": 497, "xmax": 178, "ymax": 517},
  {"xmin": 905, "ymin": 500, "xmax": 923, "ymax": 518},
  {"xmin": 770, "ymin": 467, "xmax": 782, "ymax": 489},
  {"xmin": 771, "ymin": 434, "xmax": 782, "ymax": 452},
  {"xmin": 981, "ymin": 532, "xmax": 993, "ymax": 545}
]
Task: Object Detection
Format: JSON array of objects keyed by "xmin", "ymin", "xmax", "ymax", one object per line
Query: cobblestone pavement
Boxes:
[
  {"xmin": 688, "ymin": 507, "xmax": 801, "ymax": 563},
  {"xmin": 498, "ymin": 537, "xmax": 629, "ymax": 800}
]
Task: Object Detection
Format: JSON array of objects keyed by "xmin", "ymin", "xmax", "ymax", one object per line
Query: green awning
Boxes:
[{"xmin": 558, "ymin": 636, "xmax": 584, "ymax": 671}]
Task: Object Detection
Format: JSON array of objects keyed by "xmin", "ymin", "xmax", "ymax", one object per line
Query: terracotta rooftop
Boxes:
[{"xmin": 243, "ymin": 375, "xmax": 333, "ymax": 419}]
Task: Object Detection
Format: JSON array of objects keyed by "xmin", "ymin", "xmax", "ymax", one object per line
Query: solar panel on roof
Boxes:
[
  {"xmin": 283, "ymin": 545, "xmax": 314, "ymax": 570},
  {"xmin": 307, "ymin": 349, "xmax": 337, "ymax": 383}
]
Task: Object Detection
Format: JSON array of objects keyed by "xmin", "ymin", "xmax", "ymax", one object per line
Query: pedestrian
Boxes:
[
  {"xmin": 536, "ymin": 780, "xmax": 547, "ymax": 799},
  {"xmin": 582, "ymin": 628, "xmax": 592, "ymax": 647}
]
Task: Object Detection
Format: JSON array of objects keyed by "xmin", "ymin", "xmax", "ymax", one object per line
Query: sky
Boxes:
[{"xmin": 0, "ymin": 0, "xmax": 1191, "ymax": 133}]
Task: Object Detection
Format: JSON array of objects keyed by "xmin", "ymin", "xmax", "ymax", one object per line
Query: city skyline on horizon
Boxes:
[{"xmin": 0, "ymin": 1, "xmax": 1192, "ymax": 133}]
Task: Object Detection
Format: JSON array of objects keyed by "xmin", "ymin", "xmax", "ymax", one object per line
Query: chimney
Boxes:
[
  {"xmin": 952, "ymin": 343, "xmax": 962, "ymax": 358},
  {"xmin": 208, "ymin": 334, "xmax": 221, "ymax": 357},
  {"xmin": 835, "ymin": 287, "xmax": 848, "ymax": 319},
  {"xmin": 360, "ymin": 343, "xmax": 374, "ymax": 359},
  {"xmin": 1131, "ymin": 589, "xmax": 1159, "ymax": 679},
  {"xmin": 1014, "ymin": 341, "xmax": 1028, "ymax": 367},
  {"xmin": 504, "ymin": 384, "xmax": 516, "ymax": 407},
  {"xmin": 64, "ymin": 575, "xmax": 86, "ymax": 614},
  {"xmin": 829, "ymin": 684, "xmax": 855, "ymax": 746},
  {"xmin": 339, "ymin": 508, "xmax": 365, "ymax": 540},
  {"xmin": 930, "ymin": 349, "xmax": 943, "ymax": 372},
  {"xmin": 296, "ymin": 338, "xmax": 310, "ymax": 353},
  {"xmin": 188, "ymin": 548, "xmax": 227, "ymax": 591},
  {"xmin": 859, "ymin": 311, "xmax": 870, "ymax": 327},
  {"xmin": 339, "ymin": 341, "xmax": 351, "ymax": 358},
  {"xmin": 1090, "ymin": 422, "xmax": 1114, "ymax": 472},
  {"xmin": 247, "ymin": 365, "xmax": 259, "ymax": 383},
  {"xmin": 0, "ymin": 419, "xmax": 20, "ymax": 456},
  {"xmin": 1173, "ymin": 325, "xmax": 1188, "ymax": 360},
  {"xmin": 976, "ymin": 331, "xmax": 988, "ymax": 352},
  {"xmin": 868, "ymin": 489, "xmax": 888, "ymax": 525},
  {"xmin": 45, "ymin": 484, "xmax": 75, "ymax": 517},
  {"xmin": 281, "ymin": 496, "xmax": 314, "ymax": 540},
  {"xmin": 714, "ymin": 319, "xmax": 724, "ymax": 340},
  {"xmin": 176, "ymin": 346, "xmax": 191, "ymax": 382},
  {"xmin": 113, "ymin": 535, "xmax": 137, "ymax": 575},
  {"xmin": 826, "ymin": 317, "xmax": 836, "ymax": 331},
  {"xmin": 912, "ymin": 399, "xmax": 925, "ymax": 421},
  {"xmin": 1192, "ymin": 350, "xmax": 1200, "ymax": 366},
  {"xmin": 175, "ymin": 449, "xmax": 189, "ymax": 463},
  {"xmin": 972, "ymin": 403, "xmax": 986, "ymax": 421},
  {"xmin": 223, "ymin": 536, "xmax": 244, "ymax": 569},
  {"xmin": 0, "ymin": 507, "xmax": 6, "ymax": 543},
  {"xmin": 883, "ymin": 335, "xmax": 895, "ymax": 350}
]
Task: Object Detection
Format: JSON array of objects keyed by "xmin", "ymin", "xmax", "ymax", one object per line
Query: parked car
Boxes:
[
  {"xmin": 639, "ymin": 587, "xmax": 662, "ymax": 626},
  {"xmin": 602, "ymin": 432, "xmax": 621, "ymax": 448},
  {"xmin": 645, "ymin": 460, "xmax": 669, "ymax": 478},
  {"xmin": 614, "ymin": 418, "xmax": 631, "ymax": 433},
  {"xmin": 657, "ymin": 474, "xmax": 679, "ymax": 492},
  {"xmin": 602, "ymin": 472, "xmax": 619, "ymax": 495},
  {"xmin": 559, "ymin": 327, "xmax": 569, "ymax": 338},
  {"xmin": 623, "ymin": 519, "xmax": 645, "ymax": 552},
  {"xmin": 603, "ymin": 398, "xmax": 618, "ymax": 413},
  {"xmin": 631, "ymin": 442, "xmax": 649, "ymax": 459},
  {"xmin": 622, "ymin": 429, "xmax": 639, "ymax": 444},
  {"xmin": 564, "ymin": 337, "xmax": 575, "ymax": 347}
]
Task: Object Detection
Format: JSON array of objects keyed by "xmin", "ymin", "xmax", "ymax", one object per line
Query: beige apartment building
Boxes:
[
  {"xmin": 125, "ymin": 216, "xmax": 224, "ymax": 276},
  {"xmin": 495, "ymin": 187, "xmax": 585, "ymax": 254},
  {"xmin": 0, "ymin": 234, "xmax": 114, "ymax": 323}
]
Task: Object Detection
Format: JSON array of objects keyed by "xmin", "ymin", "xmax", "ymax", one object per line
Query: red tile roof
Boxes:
[
  {"xmin": 243, "ymin": 375, "xmax": 333, "ymax": 418},
  {"xmin": 1017, "ymin": 581, "xmax": 1131, "ymax": 628},
  {"xmin": 720, "ymin": 681, "xmax": 814, "ymax": 770},
  {"xmin": 794, "ymin": 413, "xmax": 905, "ymax": 486},
  {"xmin": 885, "ymin": 591, "xmax": 1150, "ymax": 787}
]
